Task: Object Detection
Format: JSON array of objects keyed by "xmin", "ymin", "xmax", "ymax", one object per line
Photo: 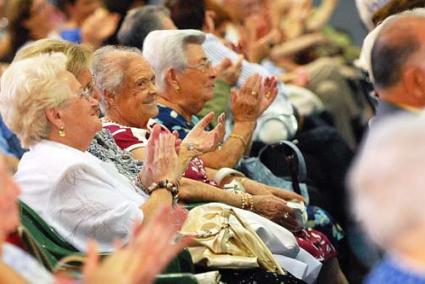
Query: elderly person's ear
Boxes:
[
  {"xmin": 45, "ymin": 107, "xmax": 64, "ymax": 129},
  {"xmin": 102, "ymin": 90, "xmax": 115, "ymax": 106},
  {"xmin": 165, "ymin": 68, "xmax": 180, "ymax": 93},
  {"xmin": 403, "ymin": 66, "xmax": 425, "ymax": 105}
]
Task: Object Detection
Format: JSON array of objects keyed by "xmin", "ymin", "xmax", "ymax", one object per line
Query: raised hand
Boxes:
[
  {"xmin": 258, "ymin": 76, "xmax": 278, "ymax": 115},
  {"xmin": 231, "ymin": 74, "xmax": 263, "ymax": 122},
  {"xmin": 181, "ymin": 112, "xmax": 225, "ymax": 158},
  {"xmin": 215, "ymin": 56, "xmax": 243, "ymax": 86},
  {"xmin": 81, "ymin": 8, "xmax": 120, "ymax": 48},
  {"xmin": 140, "ymin": 125, "xmax": 180, "ymax": 188}
]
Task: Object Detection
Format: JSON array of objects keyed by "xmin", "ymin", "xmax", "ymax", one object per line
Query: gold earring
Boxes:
[
  {"xmin": 175, "ymin": 85, "xmax": 181, "ymax": 92},
  {"xmin": 58, "ymin": 126, "xmax": 65, "ymax": 137}
]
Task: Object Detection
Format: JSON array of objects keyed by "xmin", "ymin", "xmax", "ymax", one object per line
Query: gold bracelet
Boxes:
[
  {"xmin": 245, "ymin": 193, "xmax": 254, "ymax": 211},
  {"xmin": 229, "ymin": 134, "xmax": 248, "ymax": 149},
  {"xmin": 235, "ymin": 191, "xmax": 247, "ymax": 209}
]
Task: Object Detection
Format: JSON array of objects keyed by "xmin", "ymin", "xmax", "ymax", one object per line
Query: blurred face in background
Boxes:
[{"xmin": 23, "ymin": 0, "xmax": 55, "ymax": 39}]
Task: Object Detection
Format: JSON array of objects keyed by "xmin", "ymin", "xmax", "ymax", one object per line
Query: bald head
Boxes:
[{"xmin": 371, "ymin": 16, "xmax": 425, "ymax": 90}]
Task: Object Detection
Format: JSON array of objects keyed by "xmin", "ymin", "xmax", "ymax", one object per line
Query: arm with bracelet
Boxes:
[{"xmin": 201, "ymin": 75, "xmax": 263, "ymax": 169}]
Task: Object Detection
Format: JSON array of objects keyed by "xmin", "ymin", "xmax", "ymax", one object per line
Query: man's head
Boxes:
[
  {"xmin": 371, "ymin": 12, "xmax": 425, "ymax": 108},
  {"xmin": 117, "ymin": 5, "xmax": 176, "ymax": 50}
]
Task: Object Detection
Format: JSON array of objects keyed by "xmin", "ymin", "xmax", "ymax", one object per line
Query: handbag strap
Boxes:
[{"xmin": 258, "ymin": 140, "xmax": 307, "ymax": 195}]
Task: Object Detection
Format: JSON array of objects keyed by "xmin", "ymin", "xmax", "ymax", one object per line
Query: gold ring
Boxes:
[
  {"xmin": 251, "ymin": 91, "xmax": 258, "ymax": 97},
  {"xmin": 265, "ymin": 92, "xmax": 271, "ymax": 99}
]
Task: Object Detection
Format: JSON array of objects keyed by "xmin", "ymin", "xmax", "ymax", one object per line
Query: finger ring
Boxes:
[
  {"xmin": 265, "ymin": 92, "xmax": 271, "ymax": 99},
  {"xmin": 251, "ymin": 91, "xmax": 258, "ymax": 97},
  {"xmin": 284, "ymin": 212, "xmax": 289, "ymax": 219},
  {"xmin": 217, "ymin": 142, "xmax": 223, "ymax": 150},
  {"xmin": 186, "ymin": 143, "xmax": 195, "ymax": 151}
]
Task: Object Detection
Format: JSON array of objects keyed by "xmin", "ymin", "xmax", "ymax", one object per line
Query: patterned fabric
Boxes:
[
  {"xmin": 366, "ymin": 257, "xmax": 425, "ymax": 284},
  {"xmin": 295, "ymin": 228, "xmax": 337, "ymax": 262},
  {"xmin": 155, "ymin": 104, "xmax": 200, "ymax": 139},
  {"xmin": 102, "ymin": 120, "xmax": 218, "ymax": 186},
  {"xmin": 87, "ymin": 129, "xmax": 146, "ymax": 193},
  {"xmin": 306, "ymin": 206, "xmax": 344, "ymax": 248}
]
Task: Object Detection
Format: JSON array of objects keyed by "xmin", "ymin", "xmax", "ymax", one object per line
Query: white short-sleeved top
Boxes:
[{"xmin": 15, "ymin": 140, "xmax": 148, "ymax": 252}]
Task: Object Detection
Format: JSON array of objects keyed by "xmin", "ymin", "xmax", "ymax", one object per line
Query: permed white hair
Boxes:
[
  {"xmin": 91, "ymin": 45, "xmax": 142, "ymax": 112},
  {"xmin": 142, "ymin": 29, "xmax": 206, "ymax": 91},
  {"xmin": 0, "ymin": 53, "xmax": 72, "ymax": 147},
  {"xmin": 348, "ymin": 113, "xmax": 425, "ymax": 249}
]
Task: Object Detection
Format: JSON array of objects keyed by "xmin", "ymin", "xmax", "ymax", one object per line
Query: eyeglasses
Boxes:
[
  {"xmin": 77, "ymin": 79, "xmax": 96, "ymax": 101},
  {"xmin": 185, "ymin": 59, "xmax": 213, "ymax": 73}
]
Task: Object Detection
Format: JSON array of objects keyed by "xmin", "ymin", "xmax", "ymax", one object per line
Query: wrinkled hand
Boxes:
[
  {"xmin": 83, "ymin": 206, "xmax": 192, "ymax": 284},
  {"xmin": 0, "ymin": 156, "xmax": 20, "ymax": 245},
  {"xmin": 81, "ymin": 8, "xmax": 120, "ymax": 47},
  {"xmin": 215, "ymin": 56, "xmax": 243, "ymax": 85},
  {"xmin": 252, "ymin": 195, "xmax": 301, "ymax": 232},
  {"xmin": 181, "ymin": 112, "xmax": 225, "ymax": 157},
  {"xmin": 258, "ymin": 76, "xmax": 278, "ymax": 115},
  {"xmin": 140, "ymin": 125, "xmax": 180, "ymax": 188},
  {"xmin": 243, "ymin": 17, "xmax": 281, "ymax": 62},
  {"xmin": 270, "ymin": 188, "xmax": 304, "ymax": 202},
  {"xmin": 231, "ymin": 74, "xmax": 263, "ymax": 122}
]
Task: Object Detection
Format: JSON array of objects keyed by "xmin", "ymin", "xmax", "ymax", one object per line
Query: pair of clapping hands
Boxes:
[{"xmin": 138, "ymin": 114, "xmax": 226, "ymax": 189}]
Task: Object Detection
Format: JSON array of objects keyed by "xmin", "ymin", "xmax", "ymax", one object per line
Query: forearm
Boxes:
[
  {"xmin": 202, "ymin": 121, "xmax": 255, "ymax": 169},
  {"xmin": 141, "ymin": 189, "xmax": 173, "ymax": 222},
  {"xmin": 179, "ymin": 178, "xmax": 241, "ymax": 208},
  {"xmin": 306, "ymin": 0, "xmax": 338, "ymax": 32},
  {"xmin": 271, "ymin": 33, "xmax": 323, "ymax": 59},
  {"xmin": 220, "ymin": 175, "xmax": 272, "ymax": 196}
]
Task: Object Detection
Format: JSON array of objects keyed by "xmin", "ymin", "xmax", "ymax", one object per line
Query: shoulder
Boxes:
[
  {"xmin": 366, "ymin": 258, "xmax": 425, "ymax": 284},
  {"xmin": 103, "ymin": 122, "xmax": 149, "ymax": 151}
]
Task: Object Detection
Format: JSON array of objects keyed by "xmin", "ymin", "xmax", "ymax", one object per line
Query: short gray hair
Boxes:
[
  {"xmin": 143, "ymin": 29, "xmax": 206, "ymax": 91},
  {"xmin": 348, "ymin": 114, "xmax": 425, "ymax": 249},
  {"xmin": 0, "ymin": 53, "xmax": 72, "ymax": 147},
  {"xmin": 359, "ymin": 8, "xmax": 425, "ymax": 85},
  {"xmin": 92, "ymin": 45, "xmax": 142, "ymax": 111}
]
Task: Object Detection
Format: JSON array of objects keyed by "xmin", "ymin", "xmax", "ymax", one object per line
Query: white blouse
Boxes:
[{"xmin": 15, "ymin": 140, "xmax": 148, "ymax": 252}]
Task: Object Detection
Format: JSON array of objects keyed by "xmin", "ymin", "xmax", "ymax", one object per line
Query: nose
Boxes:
[
  {"xmin": 92, "ymin": 86, "xmax": 101, "ymax": 101},
  {"xmin": 209, "ymin": 64, "xmax": 217, "ymax": 80},
  {"xmin": 148, "ymin": 81, "xmax": 158, "ymax": 97}
]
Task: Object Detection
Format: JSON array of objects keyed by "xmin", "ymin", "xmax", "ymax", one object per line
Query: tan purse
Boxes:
[{"xmin": 180, "ymin": 203, "xmax": 285, "ymax": 275}]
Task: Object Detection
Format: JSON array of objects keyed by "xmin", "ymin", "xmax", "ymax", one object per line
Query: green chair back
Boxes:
[
  {"xmin": 18, "ymin": 200, "xmax": 82, "ymax": 271},
  {"xmin": 18, "ymin": 200, "xmax": 197, "ymax": 281}
]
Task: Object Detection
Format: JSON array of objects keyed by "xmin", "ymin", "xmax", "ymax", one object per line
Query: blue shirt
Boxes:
[
  {"xmin": 155, "ymin": 104, "xmax": 200, "ymax": 139},
  {"xmin": 60, "ymin": 28, "xmax": 82, "ymax": 43},
  {"xmin": 0, "ymin": 116, "xmax": 25, "ymax": 158},
  {"xmin": 366, "ymin": 257, "xmax": 425, "ymax": 284}
]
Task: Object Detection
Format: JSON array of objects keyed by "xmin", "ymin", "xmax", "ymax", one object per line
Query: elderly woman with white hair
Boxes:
[
  {"xmin": 349, "ymin": 114, "xmax": 425, "ymax": 284},
  {"xmin": 92, "ymin": 35, "xmax": 350, "ymax": 283},
  {"xmin": 0, "ymin": 52, "xmax": 187, "ymax": 252}
]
